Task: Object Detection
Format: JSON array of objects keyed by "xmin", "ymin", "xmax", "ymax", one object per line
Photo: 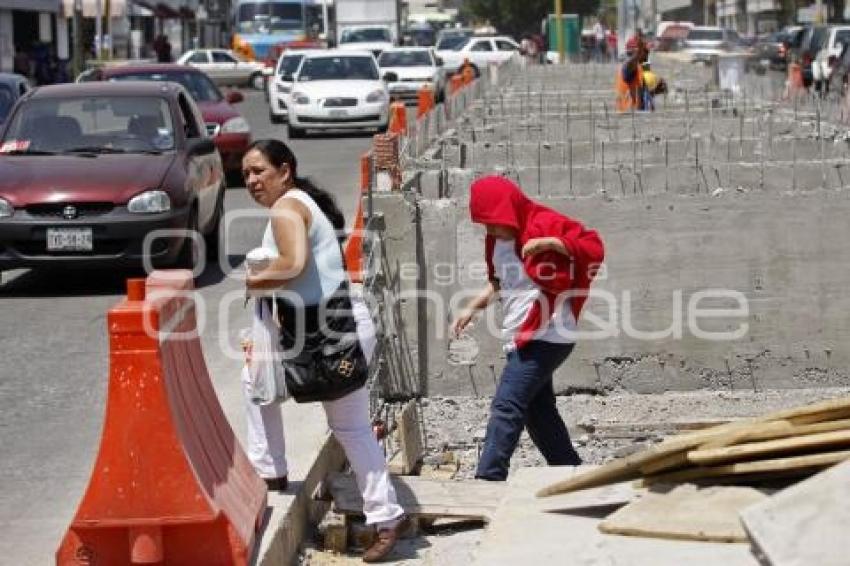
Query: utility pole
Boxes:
[
  {"xmin": 555, "ymin": 0, "xmax": 564, "ymax": 64},
  {"xmin": 72, "ymin": 0, "xmax": 83, "ymax": 78}
]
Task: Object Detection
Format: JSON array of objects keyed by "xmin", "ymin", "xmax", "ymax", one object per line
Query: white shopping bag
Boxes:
[{"xmin": 243, "ymin": 298, "xmax": 288, "ymax": 405}]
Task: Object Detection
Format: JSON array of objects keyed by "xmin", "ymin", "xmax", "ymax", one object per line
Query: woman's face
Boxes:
[
  {"xmin": 243, "ymin": 148, "xmax": 291, "ymax": 208},
  {"xmin": 485, "ymin": 224, "xmax": 517, "ymax": 240}
]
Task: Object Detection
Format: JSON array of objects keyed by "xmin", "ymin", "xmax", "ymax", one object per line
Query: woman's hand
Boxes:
[
  {"xmin": 450, "ymin": 308, "xmax": 476, "ymax": 338},
  {"xmin": 521, "ymin": 237, "xmax": 572, "ymax": 259}
]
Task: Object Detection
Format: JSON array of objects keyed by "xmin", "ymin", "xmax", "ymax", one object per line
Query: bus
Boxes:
[{"xmin": 232, "ymin": 0, "xmax": 324, "ymax": 61}]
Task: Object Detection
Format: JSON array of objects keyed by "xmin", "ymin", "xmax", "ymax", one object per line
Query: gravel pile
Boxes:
[{"xmin": 418, "ymin": 387, "xmax": 850, "ymax": 479}]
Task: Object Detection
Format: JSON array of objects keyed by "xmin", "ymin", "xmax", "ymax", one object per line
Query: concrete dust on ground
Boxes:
[{"xmin": 299, "ymin": 518, "xmax": 483, "ymax": 565}]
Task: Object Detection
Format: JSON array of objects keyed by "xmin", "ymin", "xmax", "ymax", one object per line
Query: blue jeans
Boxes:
[{"xmin": 476, "ymin": 340, "xmax": 581, "ymax": 481}]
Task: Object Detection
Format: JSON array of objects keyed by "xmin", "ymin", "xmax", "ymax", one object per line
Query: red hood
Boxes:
[
  {"xmin": 0, "ymin": 153, "xmax": 175, "ymax": 207},
  {"xmin": 197, "ymin": 100, "xmax": 240, "ymax": 124}
]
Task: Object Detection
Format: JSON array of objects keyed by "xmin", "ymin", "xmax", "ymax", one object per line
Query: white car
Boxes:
[
  {"xmin": 812, "ymin": 26, "xmax": 850, "ymax": 93},
  {"xmin": 286, "ymin": 50, "xmax": 391, "ymax": 138},
  {"xmin": 436, "ymin": 35, "xmax": 521, "ymax": 75},
  {"xmin": 268, "ymin": 49, "xmax": 323, "ymax": 124},
  {"xmin": 377, "ymin": 47, "xmax": 446, "ymax": 103},
  {"xmin": 177, "ymin": 49, "xmax": 266, "ymax": 90},
  {"xmin": 337, "ymin": 25, "xmax": 395, "ymax": 58}
]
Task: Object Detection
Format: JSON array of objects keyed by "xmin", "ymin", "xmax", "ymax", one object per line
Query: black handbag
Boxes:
[{"xmin": 272, "ymin": 281, "xmax": 369, "ymax": 403}]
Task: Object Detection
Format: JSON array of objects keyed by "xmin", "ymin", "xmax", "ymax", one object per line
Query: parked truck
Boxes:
[{"xmin": 334, "ymin": 0, "xmax": 398, "ymax": 56}]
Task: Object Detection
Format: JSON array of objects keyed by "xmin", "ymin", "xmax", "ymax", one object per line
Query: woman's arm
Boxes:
[
  {"xmin": 451, "ymin": 280, "xmax": 499, "ymax": 337},
  {"xmin": 246, "ymin": 198, "xmax": 312, "ymax": 290},
  {"xmin": 521, "ymin": 237, "xmax": 573, "ymax": 259}
]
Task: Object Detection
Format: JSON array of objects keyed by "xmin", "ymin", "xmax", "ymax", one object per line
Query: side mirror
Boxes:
[
  {"xmin": 186, "ymin": 137, "xmax": 216, "ymax": 156},
  {"xmin": 281, "ymin": 73, "xmax": 294, "ymax": 82},
  {"xmin": 435, "ymin": 56, "xmax": 444, "ymax": 66},
  {"xmin": 226, "ymin": 90, "xmax": 244, "ymax": 104},
  {"xmin": 382, "ymin": 71, "xmax": 398, "ymax": 82}
]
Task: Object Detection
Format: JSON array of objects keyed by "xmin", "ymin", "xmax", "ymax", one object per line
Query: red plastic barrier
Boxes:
[
  {"xmin": 787, "ymin": 62, "xmax": 805, "ymax": 98},
  {"xmin": 417, "ymin": 85, "xmax": 435, "ymax": 118},
  {"xmin": 387, "ymin": 101, "xmax": 407, "ymax": 135},
  {"xmin": 56, "ymin": 271, "xmax": 267, "ymax": 565}
]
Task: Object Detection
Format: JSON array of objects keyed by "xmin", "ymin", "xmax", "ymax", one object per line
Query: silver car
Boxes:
[
  {"xmin": 177, "ymin": 49, "xmax": 266, "ymax": 89},
  {"xmin": 685, "ymin": 27, "xmax": 741, "ymax": 64}
]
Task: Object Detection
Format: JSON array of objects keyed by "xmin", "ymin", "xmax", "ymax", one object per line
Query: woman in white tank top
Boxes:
[{"xmin": 241, "ymin": 140, "xmax": 407, "ymax": 562}]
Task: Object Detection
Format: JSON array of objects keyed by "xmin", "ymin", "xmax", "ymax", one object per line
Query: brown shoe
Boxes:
[
  {"xmin": 264, "ymin": 476, "xmax": 288, "ymax": 492},
  {"xmin": 362, "ymin": 516, "xmax": 409, "ymax": 563}
]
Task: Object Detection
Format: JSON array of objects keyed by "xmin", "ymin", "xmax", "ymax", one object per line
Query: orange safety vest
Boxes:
[{"xmin": 615, "ymin": 64, "xmax": 643, "ymax": 112}]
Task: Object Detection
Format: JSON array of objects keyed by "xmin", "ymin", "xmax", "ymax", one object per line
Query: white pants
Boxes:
[{"xmin": 242, "ymin": 296, "xmax": 404, "ymax": 525}]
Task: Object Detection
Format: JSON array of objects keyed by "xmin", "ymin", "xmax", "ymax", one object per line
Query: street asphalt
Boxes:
[{"xmin": 0, "ymin": 89, "xmax": 377, "ymax": 565}]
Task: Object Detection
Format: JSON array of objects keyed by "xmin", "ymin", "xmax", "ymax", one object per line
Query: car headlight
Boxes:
[
  {"xmin": 221, "ymin": 116, "xmax": 251, "ymax": 134},
  {"xmin": 366, "ymin": 89, "xmax": 387, "ymax": 103},
  {"xmin": 276, "ymin": 83, "xmax": 291, "ymax": 94},
  {"xmin": 293, "ymin": 92, "xmax": 310, "ymax": 105},
  {"xmin": 128, "ymin": 190, "xmax": 171, "ymax": 214},
  {"xmin": 0, "ymin": 197, "xmax": 13, "ymax": 218}
]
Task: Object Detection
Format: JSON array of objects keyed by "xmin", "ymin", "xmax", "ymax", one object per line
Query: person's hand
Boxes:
[
  {"xmin": 451, "ymin": 308, "xmax": 475, "ymax": 338},
  {"xmin": 521, "ymin": 237, "xmax": 554, "ymax": 258}
]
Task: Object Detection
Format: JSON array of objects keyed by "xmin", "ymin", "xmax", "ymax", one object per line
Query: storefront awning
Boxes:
[
  {"xmin": 2, "ymin": 0, "xmax": 62, "ymax": 12},
  {"xmin": 61, "ymin": 0, "xmax": 127, "ymax": 18}
]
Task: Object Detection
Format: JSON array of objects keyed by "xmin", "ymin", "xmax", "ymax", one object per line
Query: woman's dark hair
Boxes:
[{"xmin": 247, "ymin": 139, "xmax": 346, "ymax": 238}]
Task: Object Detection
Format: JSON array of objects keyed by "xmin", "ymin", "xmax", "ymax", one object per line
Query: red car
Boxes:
[
  {"xmin": 0, "ymin": 81, "xmax": 225, "ymax": 273},
  {"xmin": 81, "ymin": 64, "xmax": 251, "ymax": 182}
]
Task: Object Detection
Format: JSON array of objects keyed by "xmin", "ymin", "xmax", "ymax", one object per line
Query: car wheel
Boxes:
[
  {"xmin": 251, "ymin": 73, "xmax": 265, "ymax": 91},
  {"xmin": 175, "ymin": 208, "xmax": 201, "ymax": 272},
  {"xmin": 270, "ymin": 112, "xmax": 285, "ymax": 124},
  {"xmin": 205, "ymin": 186, "xmax": 225, "ymax": 261},
  {"xmin": 288, "ymin": 124, "xmax": 305, "ymax": 139}
]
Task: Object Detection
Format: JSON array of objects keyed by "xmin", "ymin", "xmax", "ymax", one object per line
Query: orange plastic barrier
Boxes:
[
  {"xmin": 343, "ymin": 152, "xmax": 371, "ymax": 283},
  {"xmin": 56, "ymin": 271, "xmax": 267, "ymax": 566},
  {"xmin": 417, "ymin": 85, "xmax": 435, "ymax": 118},
  {"xmin": 387, "ymin": 101, "xmax": 407, "ymax": 135}
]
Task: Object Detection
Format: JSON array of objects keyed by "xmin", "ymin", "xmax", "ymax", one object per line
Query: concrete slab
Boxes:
[
  {"xmin": 740, "ymin": 460, "xmax": 850, "ymax": 566},
  {"xmin": 472, "ymin": 467, "xmax": 760, "ymax": 566}
]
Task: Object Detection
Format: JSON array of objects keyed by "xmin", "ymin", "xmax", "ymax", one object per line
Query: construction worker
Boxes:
[{"xmin": 615, "ymin": 33, "xmax": 649, "ymax": 112}]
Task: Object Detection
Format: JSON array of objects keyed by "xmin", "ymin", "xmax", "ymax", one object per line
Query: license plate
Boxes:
[
  {"xmin": 329, "ymin": 109, "xmax": 348, "ymax": 118},
  {"xmin": 46, "ymin": 227, "xmax": 93, "ymax": 251}
]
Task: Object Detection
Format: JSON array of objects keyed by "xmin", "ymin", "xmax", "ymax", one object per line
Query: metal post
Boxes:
[
  {"xmin": 72, "ymin": 0, "xmax": 83, "ymax": 78},
  {"xmin": 555, "ymin": 0, "xmax": 565, "ymax": 64}
]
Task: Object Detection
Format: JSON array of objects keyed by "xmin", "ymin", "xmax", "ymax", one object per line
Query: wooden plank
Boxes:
[
  {"xmin": 396, "ymin": 400, "xmax": 423, "ymax": 475},
  {"xmin": 639, "ymin": 450, "xmax": 689, "ymax": 476},
  {"xmin": 689, "ymin": 429, "xmax": 850, "ymax": 466},
  {"xmin": 537, "ymin": 396, "xmax": 850, "ymax": 497},
  {"xmin": 327, "ymin": 471, "xmax": 503, "ymax": 522},
  {"xmin": 599, "ymin": 484, "xmax": 769, "ymax": 543},
  {"xmin": 703, "ymin": 418, "xmax": 850, "ymax": 450},
  {"xmin": 643, "ymin": 450, "xmax": 850, "ymax": 486}
]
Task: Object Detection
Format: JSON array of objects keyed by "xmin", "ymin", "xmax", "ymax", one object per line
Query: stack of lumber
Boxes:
[{"xmin": 538, "ymin": 395, "xmax": 850, "ymax": 497}]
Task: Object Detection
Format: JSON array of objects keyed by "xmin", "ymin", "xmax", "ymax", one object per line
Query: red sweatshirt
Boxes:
[{"xmin": 469, "ymin": 176, "xmax": 605, "ymax": 349}]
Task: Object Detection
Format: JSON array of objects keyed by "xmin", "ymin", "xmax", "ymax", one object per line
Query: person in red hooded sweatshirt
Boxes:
[{"xmin": 451, "ymin": 176, "xmax": 605, "ymax": 481}]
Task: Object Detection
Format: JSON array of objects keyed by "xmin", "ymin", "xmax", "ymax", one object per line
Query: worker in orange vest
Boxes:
[{"xmin": 615, "ymin": 33, "xmax": 649, "ymax": 112}]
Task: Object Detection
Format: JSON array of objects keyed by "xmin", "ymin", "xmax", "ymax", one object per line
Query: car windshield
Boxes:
[
  {"xmin": 436, "ymin": 35, "xmax": 469, "ymax": 50},
  {"xmin": 688, "ymin": 29, "xmax": 724, "ymax": 41},
  {"xmin": 0, "ymin": 84, "xmax": 14, "ymax": 123},
  {"xmin": 297, "ymin": 56, "xmax": 378, "ymax": 81},
  {"xmin": 378, "ymin": 50, "xmax": 432, "ymax": 67},
  {"xmin": 340, "ymin": 28, "xmax": 391, "ymax": 43},
  {"xmin": 110, "ymin": 71, "xmax": 223, "ymax": 102},
  {"xmin": 278, "ymin": 54, "xmax": 304, "ymax": 76},
  {"xmin": 1, "ymin": 96, "xmax": 175, "ymax": 154}
]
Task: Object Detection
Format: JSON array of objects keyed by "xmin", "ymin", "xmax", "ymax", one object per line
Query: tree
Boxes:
[{"xmin": 461, "ymin": 0, "xmax": 599, "ymax": 39}]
